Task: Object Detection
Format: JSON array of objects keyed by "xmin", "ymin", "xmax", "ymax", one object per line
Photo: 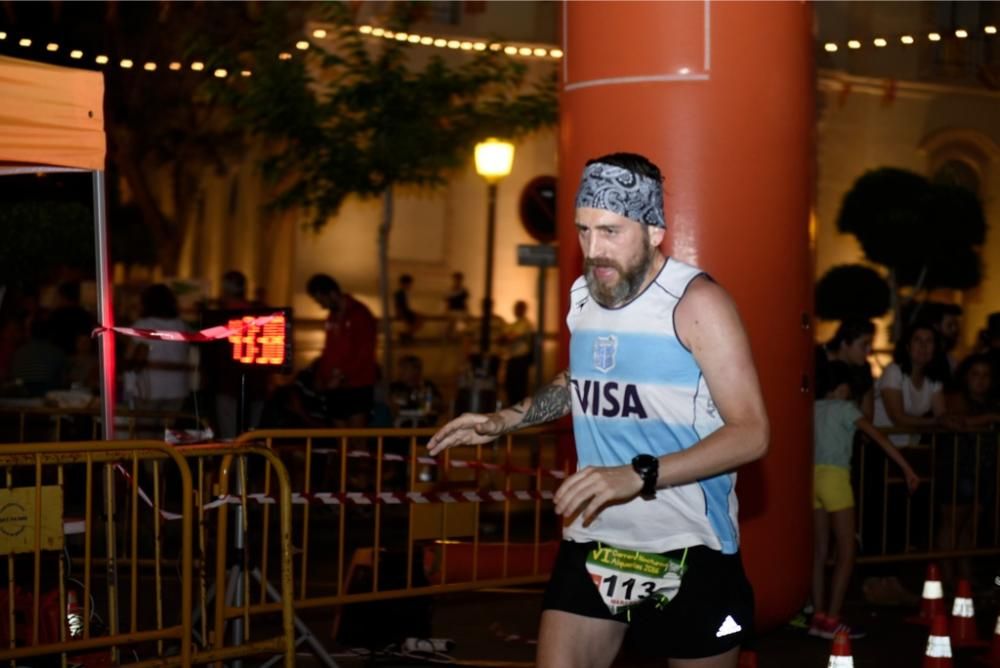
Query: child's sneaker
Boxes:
[{"xmin": 808, "ymin": 613, "xmax": 867, "ymax": 640}]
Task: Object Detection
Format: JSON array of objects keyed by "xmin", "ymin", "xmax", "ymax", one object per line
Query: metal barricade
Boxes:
[
  {"xmin": 856, "ymin": 426, "xmax": 1000, "ymax": 563},
  {"xmin": 181, "ymin": 443, "xmax": 296, "ymax": 668},
  {"xmin": 0, "ymin": 440, "xmax": 193, "ymax": 666},
  {"xmin": 0, "ymin": 440, "xmax": 296, "ymax": 668},
  {"xmin": 0, "ymin": 406, "xmax": 209, "ymax": 444},
  {"xmin": 234, "ymin": 427, "xmax": 566, "ymax": 628}
]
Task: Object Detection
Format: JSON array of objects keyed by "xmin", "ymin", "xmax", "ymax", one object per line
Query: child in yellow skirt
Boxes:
[{"xmin": 810, "ymin": 361, "xmax": 920, "ymax": 639}]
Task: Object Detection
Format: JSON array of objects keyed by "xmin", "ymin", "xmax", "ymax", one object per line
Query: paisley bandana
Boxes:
[{"xmin": 574, "ymin": 162, "xmax": 666, "ymax": 228}]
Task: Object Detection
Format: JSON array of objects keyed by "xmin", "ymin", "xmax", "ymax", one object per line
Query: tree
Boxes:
[
  {"xmin": 835, "ymin": 167, "xmax": 987, "ymax": 339},
  {"xmin": 216, "ymin": 2, "xmax": 558, "ymax": 381},
  {"xmin": 0, "ymin": 202, "xmax": 94, "ymax": 289},
  {"xmin": 815, "ymin": 264, "xmax": 891, "ymax": 322},
  {"xmin": 1, "ymin": 2, "xmax": 307, "ymax": 275}
]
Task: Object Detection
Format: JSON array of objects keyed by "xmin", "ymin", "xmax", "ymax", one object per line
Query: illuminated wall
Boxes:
[
  {"xmin": 815, "ymin": 72, "xmax": 1000, "ymax": 358},
  {"xmin": 291, "ymin": 128, "xmax": 560, "ymax": 334}
]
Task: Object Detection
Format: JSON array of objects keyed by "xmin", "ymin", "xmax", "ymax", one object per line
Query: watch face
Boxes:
[
  {"xmin": 633, "ymin": 454, "xmax": 657, "ymax": 474},
  {"xmin": 633, "ymin": 455, "xmax": 658, "ymax": 499}
]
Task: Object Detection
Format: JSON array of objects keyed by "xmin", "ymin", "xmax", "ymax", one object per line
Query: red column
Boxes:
[{"xmin": 558, "ymin": 1, "xmax": 814, "ymax": 631}]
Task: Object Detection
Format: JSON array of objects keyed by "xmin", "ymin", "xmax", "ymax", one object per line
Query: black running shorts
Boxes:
[{"xmin": 542, "ymin": 540, "xmax": 754, "ymax": 659}]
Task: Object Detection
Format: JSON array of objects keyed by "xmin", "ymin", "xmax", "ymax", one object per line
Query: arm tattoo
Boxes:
[{"xmin": 519, "ymin": 370, "xmax": 572, "ymax": 427}]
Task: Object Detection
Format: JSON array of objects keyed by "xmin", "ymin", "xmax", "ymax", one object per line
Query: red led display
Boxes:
[{"xmin": 227, "ymin": 315, "xmax": 287, "ymax": 366}]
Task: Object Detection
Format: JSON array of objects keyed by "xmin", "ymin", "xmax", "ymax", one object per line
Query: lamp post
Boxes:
[{"xmin": 474, "ymin": 138, "xmax": 515, "ymax": 374}]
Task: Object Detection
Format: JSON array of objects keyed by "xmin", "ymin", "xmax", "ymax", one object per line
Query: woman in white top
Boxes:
[
  {"xmin": 125, "ymin": 284, "xmax": 193, "ymax": 412},
  {"xmin": 864, "ymin": 322, "xmax": 953, "ymax": 604},
  {"xmin": 874, "ymin": 323, "xmax": 950, "ymax": 447}
]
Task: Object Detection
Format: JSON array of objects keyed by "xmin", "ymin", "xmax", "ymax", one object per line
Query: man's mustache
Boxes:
[{"xmin": 584, "ymin": 258, "xmax": 623, "ymax": 272}]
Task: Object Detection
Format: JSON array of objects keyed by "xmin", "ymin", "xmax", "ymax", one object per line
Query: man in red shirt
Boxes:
[{"xmin": 307, "ymin": 274, "xmax": 377, "ymax": 427}]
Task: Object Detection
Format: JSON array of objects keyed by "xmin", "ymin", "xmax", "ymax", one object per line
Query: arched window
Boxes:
[
  {"xmin": 933, "ymin": 158, "xmax": 981, "ymax": 195},
  {"xmin": 919, "ymin": 128, "xmax": 998, "ymax": 199}
]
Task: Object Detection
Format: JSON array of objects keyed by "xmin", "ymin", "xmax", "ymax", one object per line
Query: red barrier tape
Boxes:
[
  {"xmin": 201, "ymin": 489, "xmax": 554, "ymax": 510},
  {"xmin": 313, "ymin": 447, "xmax": 567, "ymax": 480},
  {"xmin": 112, "ymin": 459, "xmax": 554, "ymax": 522},
  {"xmin": 92, "ymin": 313, "xmax": 282, "ymax": 342}
]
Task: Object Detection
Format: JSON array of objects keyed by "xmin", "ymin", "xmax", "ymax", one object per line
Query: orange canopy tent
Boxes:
[{"xmin": 0, "ymin": 55, "xmax": 117, "ymax": 436}]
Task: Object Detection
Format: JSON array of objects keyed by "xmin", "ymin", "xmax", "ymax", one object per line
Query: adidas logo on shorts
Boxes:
[{"xmin": 715, "ymin": 615, "xmax": 742, "ymax": 638}]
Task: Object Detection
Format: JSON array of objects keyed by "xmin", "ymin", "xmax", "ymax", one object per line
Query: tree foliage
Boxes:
[
  {"xmin": 0, "ymin": 2, "xmax": 306, "ymax": 273},
  {"xmin": 0, "ymin": 202, "xmax": 94, "ymax": 288},
  {"xmin": 836, "ymin": 167, "xmax": 986, "ymax": 291},
  {"xmin": 201, "ymin": 2, "xmax": 557, "ymax": 381},
  {"xmin": 815, "ymin": 264, "xmax": 891, "ymax": 321},
  {"xmin": 213, "ymin": 2, "xmax": 558, "ymax": 228}
]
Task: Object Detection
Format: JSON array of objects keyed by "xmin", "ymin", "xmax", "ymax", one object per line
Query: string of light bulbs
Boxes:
[
  {"xmin": 10, "ymin": 20, "xmax": 990, "ymax": 73},
  {"xmin": 823, "ymin": 24, "xmax": 997, "ymax": 52},
  {"xmin": 0, "ymin": 22, "xmax": 562, "ymax": 79},
  {"xmin": 348, "ymin": 24, "xmax": 563, "ymax": 59}
]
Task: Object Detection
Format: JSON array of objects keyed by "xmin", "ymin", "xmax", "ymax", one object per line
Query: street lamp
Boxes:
[{"xmin": 474, "ymin": 138, "xmax": 515, "ymax": 373}]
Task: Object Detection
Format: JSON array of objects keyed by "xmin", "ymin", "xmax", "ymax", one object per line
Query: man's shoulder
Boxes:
[
  {"xmin": 673, "ymin": 272, "xmax": 729, "ymax": 313},
  {"xmin": 346, "ymin": 295, "xmax": 376, "ymax": 320}
]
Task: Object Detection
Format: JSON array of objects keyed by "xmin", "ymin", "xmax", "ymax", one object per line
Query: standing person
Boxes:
[
  {"xmin": 429, "ymin": 153, "xmax": 768, "ymax": 668},
  {"xmin": 125, "ymin": 284, "xmax": 193, "ymax": 413},
  {"xmin": 47, "ymin": 282, "xmax": 95, "ymax": 356},
  {"xmin": 818, "ymin": 319, "xmax": 876, "ymax": 419},
  {"xmin": 810, "ymin": 361, "xmax": 918, "ymax": 639},
  {"xmin": 501, "ymin": 300, "xmax": 534, "ymax": 404},
  {"xmin": 393, "ymin": 274, "xmax": 422, "ymax": 344},
  {"xmin": 979, "ymin": 313, "xmax": 1000, "ymax": 401},
  {"xmin": 931, "ymin": 303, "xmax": 963, "ymax": 374},
  {"xmin": 207, "ymin": 270, "xmax": 267, "ymax": 438},
  {"xmin": 307, "ymin": 274, "xmax": 377, "ymax": 428},
  {"xmin": 873, "ymin": 322, "xmax": 951, "ymax": 447},
  {"xmin": 444, "ymin": 272, "xmax": 469, "ymax": 340},
  {"xmin": 936, "ymin": 354, "xmax": 1000, "ymax": 585},
  {"xmin": 863, "ymin": 322, "xmax": 954, "ymax": 604}
]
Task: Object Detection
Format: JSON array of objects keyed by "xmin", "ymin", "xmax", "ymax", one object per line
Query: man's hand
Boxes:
[
  {"xmin": 553, "ymin": 465, "xmax": 644, "ymax": 526},
  {"xmin": 902, "ymin": 465, "xmax": 920, "ymax": 494},
  {"xmin": 427, "ymin": 413, "xmax": 506, "ymax": 456}
]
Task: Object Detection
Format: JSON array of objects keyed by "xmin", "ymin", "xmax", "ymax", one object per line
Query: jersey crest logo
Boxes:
[{"xmin": 592, "ymin": 335, "xmax": 617, "ymax": 373}]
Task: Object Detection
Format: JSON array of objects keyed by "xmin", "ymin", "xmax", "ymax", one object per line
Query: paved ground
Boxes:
[{"xmin": 289, "ymin": 559, "xmax": 1000, "ymax": 667}]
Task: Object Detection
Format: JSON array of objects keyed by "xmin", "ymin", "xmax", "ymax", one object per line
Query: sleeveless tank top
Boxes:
[{"xmin": 564, "ymin": 257, "xmax": 739, "ymax": 554}]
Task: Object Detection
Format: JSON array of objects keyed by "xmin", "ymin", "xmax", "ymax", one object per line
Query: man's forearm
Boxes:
[{"xmin": 496, "ymin": 369, "xmax": 572, "ymax": 433}]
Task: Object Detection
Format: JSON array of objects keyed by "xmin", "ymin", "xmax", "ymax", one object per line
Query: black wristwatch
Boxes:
[{"xmin": 631, "ymin": 454, "xmax": 659, "ymax": 500}]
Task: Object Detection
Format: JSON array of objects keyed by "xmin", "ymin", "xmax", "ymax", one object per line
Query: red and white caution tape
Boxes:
[
  {"xmin": 201, "ymin": 489, "xmax": 554, "ymax": 510},
  {"xmin": 92, "ymin": 313, "xmax": 282, "ymax": 342},
  {"xmin": 114, "ymin": 463, "xmax": 183, "ymax": 520},
  {"xmin": 311, "ymin": 447, "xmax": 567, "ymax": 480},
  {"xmin": 112, "ymin": 458, "xmax": 553, "ymax": 523}
]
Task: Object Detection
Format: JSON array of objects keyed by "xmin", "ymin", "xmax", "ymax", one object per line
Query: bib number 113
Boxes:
[{"xmin": 602, "ymin": 574, "xmax": 656, "ymax": 601}]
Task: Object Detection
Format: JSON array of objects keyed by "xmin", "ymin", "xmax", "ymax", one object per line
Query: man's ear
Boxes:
[{"xmin": 648, "ymin": 226, "xmax": 666, "ymax": 247}]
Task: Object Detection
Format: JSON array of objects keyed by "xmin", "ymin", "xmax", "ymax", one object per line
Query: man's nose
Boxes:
[{"xmin": 584, "ymin": 232, "xmax": 604, "ymax": 259}]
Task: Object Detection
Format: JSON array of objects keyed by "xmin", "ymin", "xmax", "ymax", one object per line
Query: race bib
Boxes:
[{"xmin": 585, "ymin": 545, "xmax": 687, "ymax": 616}]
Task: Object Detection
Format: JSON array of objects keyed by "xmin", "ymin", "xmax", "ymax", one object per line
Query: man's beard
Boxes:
[{"xmin": 584, "ymin": 244, "xmax": 655, "ymax": 308}]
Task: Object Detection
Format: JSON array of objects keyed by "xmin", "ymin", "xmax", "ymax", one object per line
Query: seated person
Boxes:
[{"xmin": 389, "ymin": 355, "xmax": 443, "ymax": 427}]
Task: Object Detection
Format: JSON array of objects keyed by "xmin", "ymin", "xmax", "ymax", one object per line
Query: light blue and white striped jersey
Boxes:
[{"xmin": 564, "ymin": 257, "xmax": 739, "ymax": 554}]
